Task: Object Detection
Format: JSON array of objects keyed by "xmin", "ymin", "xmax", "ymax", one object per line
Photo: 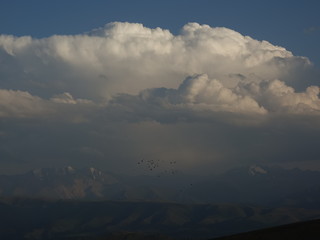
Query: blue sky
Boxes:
[{"xmin": 1, "ymin": 0, "xmax": 320, "ymax": 65}]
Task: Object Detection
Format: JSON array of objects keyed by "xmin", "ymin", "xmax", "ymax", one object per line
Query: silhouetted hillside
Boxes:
[
  {"xmin": 211, "ymin": 219, "xmax": 320, "ymax": 240},
  {"xmin": 0, "ymin": 199, "xmax": 319, "ymax": 239}
]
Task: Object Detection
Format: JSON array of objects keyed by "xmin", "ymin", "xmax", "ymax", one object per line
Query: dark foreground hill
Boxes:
[
  {"xmin": 0, "ymin": 199, "xmax": 319, "ymax": 240},
  {"xmin": 211, "ymin": 219, "xmax": 320, "ymax": 240}
]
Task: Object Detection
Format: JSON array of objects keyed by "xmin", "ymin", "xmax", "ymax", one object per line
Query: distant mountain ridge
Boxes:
[
  {"xmin": 188, "ymin": 165, "xmax": 320, "ymax": 207},
  {"xmin": 0, "ymin": 166, "xmax": 119, "ymax": 200},
  {"xmin": 1, "ymin": 166, "xmax": 320, "ymax": 239},
  {"xmin": 0, "ymin": 165, "xmax": 320, "ymax": 208}
]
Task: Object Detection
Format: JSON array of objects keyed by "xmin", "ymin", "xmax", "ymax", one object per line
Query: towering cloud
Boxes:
[
  {"xmin": 0, "ymin": 22, "xmax": 313, "ymax": 99},
  {"xmin": 0, "ymin": 22, "xmax": 319, "ymax": 173}
]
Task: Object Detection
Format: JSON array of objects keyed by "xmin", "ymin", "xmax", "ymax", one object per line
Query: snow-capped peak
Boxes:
[
  {"xmin": 248, "ymin": 165, "xmax": 267, "ymax": 176},
  {"xmin": 66, "ymin": 166, "xmax": 75, "ymax": 173},
  {"xmin": 89, "ymin": 167, "xmax": 102, "ymax": 180},
  {"xmin": 32, "ymin": 166, "xmax": 76, "ymax": 179}
]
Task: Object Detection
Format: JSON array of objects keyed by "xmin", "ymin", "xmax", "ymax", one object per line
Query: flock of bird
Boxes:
[
  {"xmin": 137, "ymin": 158, "xmax": 178, "ymax": 176},
  {"xmin": 136, "ymin": 158, "xmax": 195, "ymax": 197}
]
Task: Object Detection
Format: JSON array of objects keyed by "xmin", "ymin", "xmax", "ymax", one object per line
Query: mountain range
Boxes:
[
  {"xmin": 0, "ymin": 165, "xmax": 320, "ymax": 208},
  {"xmin": 0, "ymin": 165, "xmax": 320, "ymax": 239}
]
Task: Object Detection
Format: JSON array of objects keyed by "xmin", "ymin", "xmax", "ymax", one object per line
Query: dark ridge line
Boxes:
[{"xmin": 210, "ymin": 219, "xmax": 320, "ymax": 240}]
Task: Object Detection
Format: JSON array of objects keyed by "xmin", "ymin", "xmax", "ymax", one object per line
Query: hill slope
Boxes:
[
  {"xmin": 0, "ymin": 199, "xmax": 319, "ymax": 240},
  {"xmin": 211, "ymin": 219, "xmax": 320, "ymax": 240}
]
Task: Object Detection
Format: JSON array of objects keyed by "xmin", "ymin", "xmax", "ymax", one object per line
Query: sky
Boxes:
[{"xmin": 0, "ymin": 0, "xmax": 320, "ymax": 175}]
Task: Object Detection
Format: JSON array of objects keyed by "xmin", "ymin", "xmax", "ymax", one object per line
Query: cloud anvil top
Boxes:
[{"xmin": 0, "ymin": 22, "xmax": 319, "ymax": 173}]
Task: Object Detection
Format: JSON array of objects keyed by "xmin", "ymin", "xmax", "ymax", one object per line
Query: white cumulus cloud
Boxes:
[
  {"xmin": 0, "ymin": 89, "xmax": 51, "ymax": 118},
  {"xmin": 0, "ymin": 22, "xmax": 313, "ymax": 101},
  {"xmin": 0, "ymin": 89, "xmax": 95, "ymax": 122},
  {"xmin": 0, "ymin": 22, "xmax": 320, "ymax": 173}
]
